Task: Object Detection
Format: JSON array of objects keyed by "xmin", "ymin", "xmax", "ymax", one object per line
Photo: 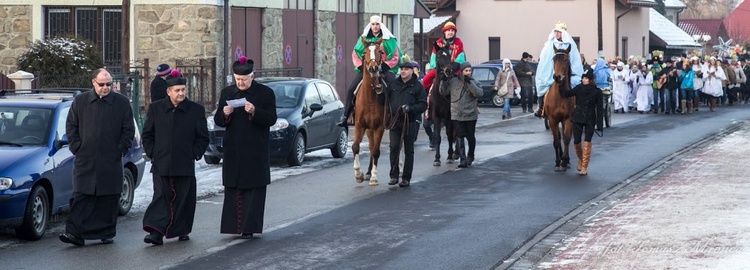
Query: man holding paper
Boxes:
[{"xmin": 213, "ymin": 56, "xmax": 277, "ymax": 239}]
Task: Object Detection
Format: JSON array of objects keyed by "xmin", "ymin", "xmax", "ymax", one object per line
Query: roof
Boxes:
[
  {"xmin": 413, "ymin": 13, "xmax": 456, "ymax": 34},
  {"xmin": 414, "ymin": 0, "xmax": 432, "ymax": 19},
  {"xmin": 724, "ymin": 0, "xmax": 750, "ymax": 43},
  {"xmin": 626, "ymin": 0, "xmax": 659, "ymax": 8},
  {"xmin": 663, "ymin": 0, "xmax": 686, "ymax": 9},
  {"xmin": 649, "ymin": 8, "xmax": 701, "ymax": 49},
  {"xmin": 679, "ymin": 19, "xmax": 725, "ymax": 37}
]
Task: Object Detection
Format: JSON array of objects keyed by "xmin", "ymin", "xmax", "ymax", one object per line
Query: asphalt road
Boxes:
[{"xmin": 1, "ymin": 104, "xmax": 748, "ymax": 269}]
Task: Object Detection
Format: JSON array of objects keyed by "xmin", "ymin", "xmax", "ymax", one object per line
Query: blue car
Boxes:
[
  {"xmin": 0, "ymin": 89, "xmax": 146, "ymax": 240},
  {"xmin": 204, "ymin": 77, "xmax": 348, "ymax": 166}
]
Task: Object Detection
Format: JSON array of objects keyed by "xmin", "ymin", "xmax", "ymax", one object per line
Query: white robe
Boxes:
[
  {"xmin": 612, "ymin": 68, "xmax": 630, "ymax": 111},
  {"xmin": 627, "ymin": 68, "xmax": 639, "ymax": 108},
  {"xmin": 692, "ymin": 64, "xmax": 704, "ymax": 91},
  {"xmin": 634, "ymin": 71, "xmax": 653, "ymax": 112},
  {"xmin": 701, "ymin": 66, "xmax": 725, "ymax": 97}
]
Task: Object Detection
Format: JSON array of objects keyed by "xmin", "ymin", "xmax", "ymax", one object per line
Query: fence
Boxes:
[
  {"xmin": 176, "ymin": 58, "xmax": 217, "ymax": 113},
  {"xmin": 0, "ymin": 71, "xmax": 15, "ymax": 90}
]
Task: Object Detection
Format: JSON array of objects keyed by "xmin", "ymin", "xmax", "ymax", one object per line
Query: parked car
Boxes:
[
  {"xmin": 204, "ymin": 77, "xmax": 348, "ymax": 166},
  {"xmin": 0, "ymin": 88, "xmax": 146, "ymax": 240},
  {"xmin": 475, "ymin": 60, "xmax": 539, "ymax": 107}
]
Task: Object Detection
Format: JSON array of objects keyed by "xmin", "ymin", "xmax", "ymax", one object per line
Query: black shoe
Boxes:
[
  {"xmin": 100, "ymin": 238, "xmax": 114, "ymax": 244},
  {"xmin": 467, "ymin": 156, "xmax": 474, "ymax": 166},
  {"xmin": 240, "ymin": 233, "xmax": 253, "ymax": 239},
  {"xmin": 144, "ymin": 233, "xmax": 164, "ymax": 245},
  {"xmin": 398, "ymin": 179, "xmax": 410, "ymax": 187},
  {"xmin": 178, "ymin": 235, "xmax": 190, "ymax": 241},
  {"xmin": 388, "ymin": 178, "xmax": 399, "ymax": 185},
  {"xmin": 59, "ymin": 233, "xmax": 85, "ymax": 246}
]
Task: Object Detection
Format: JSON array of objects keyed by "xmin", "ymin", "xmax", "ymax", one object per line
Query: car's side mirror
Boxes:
[
  {"xmin": 55, "ymin": 134, "xmax": 69, "ymax": 150},
  {"xmin": 310, "ymin": 103, "xmax": 323, "ymax": 111}
]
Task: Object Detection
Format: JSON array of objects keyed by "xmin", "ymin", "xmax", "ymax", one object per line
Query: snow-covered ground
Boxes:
[{"xmin": 131, "ymin": 148, "xmax": 351, "ymax": 213}]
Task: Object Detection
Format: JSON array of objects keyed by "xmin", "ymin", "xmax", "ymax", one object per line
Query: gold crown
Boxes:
[{"xmin": 554, "ymin": 21, "xmax": 567, "ymax": 31}]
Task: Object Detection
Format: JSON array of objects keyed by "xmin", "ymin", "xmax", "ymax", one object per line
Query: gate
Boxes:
[
  {"xmin": 282, "ymin": 9, "xmax": 314, "ymax": 78},
  {"xmin": 0, "ymin": 71, "xmax": 15, "ymax": 90},
  {"xmin": 175, "ymin": 57, "xmax": 217, "ymax": 114}
]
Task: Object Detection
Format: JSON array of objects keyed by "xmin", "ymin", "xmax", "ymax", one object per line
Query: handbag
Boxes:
[{"xmin": 497, "ymin": 72, "xmax": 511, "ymax": 97}]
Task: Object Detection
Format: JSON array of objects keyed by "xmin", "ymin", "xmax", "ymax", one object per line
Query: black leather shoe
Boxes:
[
  {"xmin": 144, "ymin": 233, "xmax": 163, "ymax": 245},
  {"xmin": 398, "ymin": 179, "xmax": 410, "ymax": 187},
  {"xmin": 100, "ymin": 238, "xmax": 114, "ymax": 244},
  {"xmin": 178, "ymin": 235, "xmax": 190, "ymax": 241},
  {"xmin": 240, "ymin": 233, "xmax": 253, "ymax": 239},
  {"xmin": 388, "ymin": 178, "xmax": 399, "ymax": 185},
  {"xmin": 59, "ymin": 233, "xmax": 85, "ymax": 246}
]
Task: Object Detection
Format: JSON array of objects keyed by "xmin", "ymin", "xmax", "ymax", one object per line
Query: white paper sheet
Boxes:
[{"xmin": 226, "ymin": 98, "xmax": 247, "ymax": 108}]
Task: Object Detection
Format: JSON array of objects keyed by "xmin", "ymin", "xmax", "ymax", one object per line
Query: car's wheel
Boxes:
[
  {"xmin": 204, "ymin": 155, "xmax": 221, "ymax": 164},
  {"xmin": 118, "ymin": 169, "xmax": 135, "ymax": 216},
  {"xmin": 330, "ymin": 128, "xmax": 348, "ymax": 158},
  {"xmin": 287, "ymin": 132, "xmax": 305, "ymax": 166},
  {"xmin": 492, "ymin": 95, "xmax": 504, "ymax": 107},
  {"xmin": 15, "ymin": 186, "xmax": 49, "ymax": 240}
]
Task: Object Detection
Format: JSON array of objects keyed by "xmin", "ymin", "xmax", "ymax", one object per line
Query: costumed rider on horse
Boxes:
[
  {"xmin": 421, "ymin": 21, "xmax": 466, "ymax": 92},
  {"xmin": 338, "ymin": 15, "xmax": 402, "ymax": 127},
  {"xmin": 535, "ymin": 21, "xmax": 584, "ymax": 118}
]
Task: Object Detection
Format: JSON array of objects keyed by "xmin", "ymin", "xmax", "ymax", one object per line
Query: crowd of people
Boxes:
[{"xmin": 601, "ymin": 54, "xmax": 749, "ymax": 114}]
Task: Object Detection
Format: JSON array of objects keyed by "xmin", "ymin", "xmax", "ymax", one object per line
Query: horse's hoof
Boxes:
[
  {"xmin": 446, "ymin": 158, "xmax": 454, "ymax": 164},
  {"xmin": 452, "ymin": 153, "xmax": 460, "ymax": 160},
  {"xmin": 355, "ymin": 177, "xmax": 364, "ymax": 183},
  {"xmin": 369, "ymin": 179, "xmax": 379, "ymax": 186},
  {"xmin": 433, "ymin": 161, "xmax": 441, "ymax": 166},
  {"xmin": 365, "ymin": 173, "xmax": 372, "ymax": 181}
]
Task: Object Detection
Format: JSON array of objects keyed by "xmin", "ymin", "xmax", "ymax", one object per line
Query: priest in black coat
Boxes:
[
  {"xmin": 141, "ymin": 70, "xmax": 209, "ymax": 245},
  {"xmin": 60, "ymin": 68, "xmax": 135, "ymax": 246},
  {"xmin": 214, "ymin": 56, "xmax": 277, "ymax": 238}
]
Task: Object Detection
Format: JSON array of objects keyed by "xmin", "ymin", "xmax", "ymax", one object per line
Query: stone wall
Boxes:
[
  {"xmin": 399, "ymin": 15, "xmax": 414, "ymax": 62},
  {"xmin": 315, "ymin": 10, "xmax": 336, "ymax": 85},
  {"xmin": 262, "ymin": 9, "xmax": 283, "ymax": 69},
  {"xmin": 0, "ymin": 5, "xmax": 32, "ymax": 74},
  {"xmin": 135, "ymin": 4, "xmax": 224, "ymax": 74}
]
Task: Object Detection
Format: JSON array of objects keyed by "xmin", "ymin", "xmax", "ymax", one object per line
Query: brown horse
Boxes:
[
  {"xmin": 352, "ymin": 37, "xmax": 386, "ymax": 186},
  {"xmin": 430, "ymin": 42, "xmax": 457, "ymax": 166},
  {"xmin": 546, "ymin": 45, "xmax": 575, "ymax": 172}
]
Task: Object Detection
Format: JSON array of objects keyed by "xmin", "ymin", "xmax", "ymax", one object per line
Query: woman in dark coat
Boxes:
[
  {"xmin": 61, "ymin": 68, "xmax": 135, "ymax": 246},
  {"xmin": 558, "ymin": 68, "xmax": 603, "ymax": 176},
  {"xmin": 141, "ymin": 70, "xmax": 209, "ymax": 245},
  {"xmin": 214, "ymin": 57, "xmax": 277, "ymax": 238}
]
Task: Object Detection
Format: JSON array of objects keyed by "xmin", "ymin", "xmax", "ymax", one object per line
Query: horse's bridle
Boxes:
[
  {"xmin": 554, "ymin": 51, "xmax": 570, "ymax": 84},
  {"xmin": 366, "ymin": 44, "xmax": 385, "ymax": 92}
]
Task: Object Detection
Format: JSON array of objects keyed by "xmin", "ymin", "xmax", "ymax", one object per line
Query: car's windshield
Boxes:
[
  {"xmin": 0, "ymin": 107, "xmax": 52, "ymax": 146},
  {"xmin": 268, "ymin": 83, "xmax": 302, "ymax": 108}
]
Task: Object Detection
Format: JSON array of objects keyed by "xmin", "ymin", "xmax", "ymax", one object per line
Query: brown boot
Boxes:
[
  {"xmin": 680, "ymin": 100, "xmax": 686, "ymax": 115},
  {"xmin": 693, "ymin": 97, "xmax": 700, "ymax": 111},
  {"xmin": 574, "ymin": 143, "xmax": 583, "ymax": 171},
  {"xmin": 580, "ymin": 141, "xmax": 592, "ymax": 176}
]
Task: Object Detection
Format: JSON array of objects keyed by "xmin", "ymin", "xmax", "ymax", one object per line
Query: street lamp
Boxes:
[{"xmin": 693, "ymin": 34, "xmax": 711, "ymax": 57}]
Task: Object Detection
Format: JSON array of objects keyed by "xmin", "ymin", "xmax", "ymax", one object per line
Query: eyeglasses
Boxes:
[{"xmin": 94, "ymin": 80, "xmax": 112, "ymax": 87}]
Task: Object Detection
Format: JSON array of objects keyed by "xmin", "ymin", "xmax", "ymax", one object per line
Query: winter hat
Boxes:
[
  {"xmin": 165, "ymin": 70, "xmax": 186, "ymax": 88},
  {"xmin": 399, "ymin": 61, "xmax": 417, "ymax": 68},
  {"xmin": 233, "ymin": 56, "xmax": 254, "ymax": 75},
  {"xmin": 156, "ymin": 64, "xmax": 172, "ymax": 76},
  {"xmin": 582, "ymin": 68, "xmax": 594, "ymax": 80},
  {"xmin": 442, "ymin": 22, "xmax": 457, "ymax": 33},
  {"xmin": 502, "ymin": 58, "xmax": 511, "ymax": 65},
  {"xmin": 459, "ymin": 61, "xmax": 472, "ymax": 71}
]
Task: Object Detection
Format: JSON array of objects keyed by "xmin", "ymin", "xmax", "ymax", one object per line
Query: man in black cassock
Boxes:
[
  {"xmin": 214, "ymin": 56, "xmax": 277, "ymax": 239},
  {"xmin": 60, "ymin": 68, "xmax": 135, "ymax": 246},
  {"xmin": 141, "ymin": 70, "xmax": 209, "ymax": 245}
]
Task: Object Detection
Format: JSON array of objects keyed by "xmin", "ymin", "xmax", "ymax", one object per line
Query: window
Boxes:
[
  {"xmin": 382, "ymin": 14, "xmax": 398, "ymax": 37},
  {"xmin": 316, "ymin": 82, "xmax": 337, "ymax": 104},
  {"xmin": 621, "ymin": 37, "xmax": 628, "ymax": 60},
  {"xmin": 472, "ymin": 68, "xmax": 495, "ymax": 81},
  {"xmin": 285, "ymin": 0, "xmax": 313, "ymax": 10},
  {"xmin": 44, "ymin": 6, "xmax": 122, "ymax": 63},
  {"xmin": 303, "ymin": 84, "xmax": 321, "ymax": 112},
  {"xmin": 55, "ymin": 107, "xmax": 70, "ymax": 141},
  {"xmin": 489, "ymin": 37, "xmax": 501, "ymax": 60},
  {"xmin": 338, "ymin": 0, "xmax": 359, "ymax": 13}
]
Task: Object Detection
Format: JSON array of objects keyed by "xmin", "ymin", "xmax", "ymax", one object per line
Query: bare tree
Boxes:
[{"xmin": 681, "ymin": 0, "xmax": 734, "ymax": 19}]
